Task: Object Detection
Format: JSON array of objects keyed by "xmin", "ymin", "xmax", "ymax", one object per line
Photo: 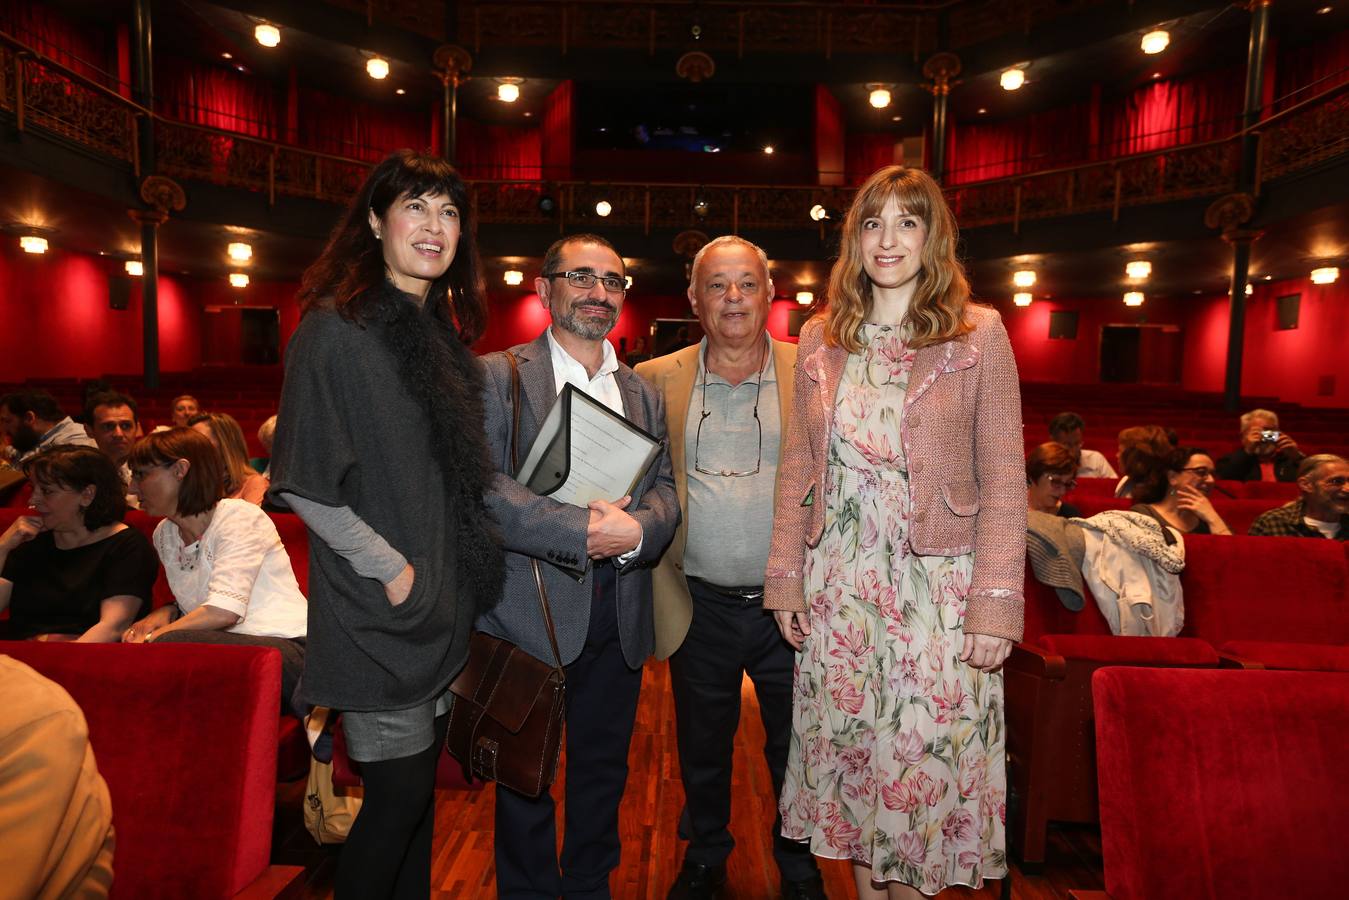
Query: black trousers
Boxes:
[
  {"xmin": 494, "ymin": 564, "xmax": 644, "ymax": 899},
  {"xmin": 668, "ymin": 577, "xmax": 818, "ymax": 882}
]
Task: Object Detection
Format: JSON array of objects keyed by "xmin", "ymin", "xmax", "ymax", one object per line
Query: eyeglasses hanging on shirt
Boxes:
[{"xmin": 693, "ymin": 343, "xmax": 769, "ymax": 478}]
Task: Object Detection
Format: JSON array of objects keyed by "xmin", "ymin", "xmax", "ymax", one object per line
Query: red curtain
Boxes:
[
  {"xmin": 947, "ymin": 102, "xmax": 1091, "ymax": 185},
  {"xmin": 0, "ymin": 0, "xmax": 111, "ymax": 86},
  {"xmin": 846, "ymin": 134, "xmax": 897, "ymax": 185},
  {"xmin": 296, "ymin": 88, "xmax": 428, "ymax": 161},
  {"xmin": 1100, "ymin": 66, "xmax": 1244, "ymax": 156},
  {"xmin": 541, "ymin": 81, "xmax": 574, "ymax": 180},
  {"xmin": 1274, "ymin": 31, "xmax": 1349, "ymax": 110},
  {"xmin": 815, "ymin": 85, "xmax": 845, "ymax": 186},
  {"xmin": 456, "ymin": 120, "xmax": 542, "ymax": 180},
  {"xmin": 155, "ymin": 55, "xmax": 280, "ymax": 139}
]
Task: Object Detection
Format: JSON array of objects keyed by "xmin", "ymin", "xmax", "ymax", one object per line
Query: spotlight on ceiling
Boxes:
[
  {"xmin": 503, "ymin": 270, "xmax": 523, "ymax": 286},
  {"xmin": 809, "ymin": 204, "xmax": 831, "ymax": 222},
  {"xmin": 1141, "ymin": 30, "xmax": 1170, "ymax": 55},
  {"xmin": 867, "ymin": 84, "xmax": 892, "ymax": 108},
  {"xmin": 1124, "ymin": 291, "xmax": 1145, "ymax": 307},
  {"xmin": 594, "ymin": 200, "xmax": 612, "ymax": 218},
  {"xmin": 763, "ymin": 145, "xmax": 775, "ymax": 155},
  {"xmin": 1126, "ymin": 260, "xmax": 1152, "ymax": 280},
  {"xmin": 19, "ymin": 235, "xmax": 48, "ymax": 254},
  {"xmin": 125, "ymin": 260, "xmax": 143, "ymax": 276},
  {"xmin": 1000, "ymin": 68, "xmax": 1025, "ymax": 91},
  {"xmin": 693, "ymin": 197, "xmax": 709, "ymax": 218},
  {"xmin": 229, "ymin": 272, "xmax": 250, "ymax": 288},
  {"xmin": 1013, "ymin": 292, "xmax": 1033, "ymax": 307},
  {"xmin": 1311, "ymin": 266, "xmax": 1340, "ymax": 285},
  {"xmin": 497, "ymin": 79, "xmax": 522, "ymax": 103},
  {"xmin": 366, "ymin": 56, "xmax": 389, "ymax": 80},
  {"xmin": 254, "ymin": 23, "xmax": 280, "ymax": 48},
  {"xmin": 395, "ymin": 88, "xmax": 405, "ymax": 95},
  {"xmin": 1012, "ymin": 269, "xmax": 1036, "ymax": 288},
  {"xmin": 796, "ymin": 291, "xmax": 814, "ymax": 306},
  {"xmin": 227, "ymin": 241, "xmax": 252, "ymax": 262}
]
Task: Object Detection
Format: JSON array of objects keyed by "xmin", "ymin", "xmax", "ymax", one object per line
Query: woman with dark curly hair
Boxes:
[
  {"xmin": 267, "ymin": 149, "xmax": 503, "ymax": 899},
  {"xmin": 1130, "ymin": 446, "xmax": 1232, "ymax": 536}
]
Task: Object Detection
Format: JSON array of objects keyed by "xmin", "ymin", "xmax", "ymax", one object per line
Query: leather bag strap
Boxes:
[{"xmin": 500, "ymin": 351, "xmax": 565, "ymax": 676}]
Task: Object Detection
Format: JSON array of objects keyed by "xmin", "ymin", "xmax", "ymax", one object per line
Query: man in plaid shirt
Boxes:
[{"xmin": 1248, "ymin": 454, "xmax": 1349, "ymax": 540}]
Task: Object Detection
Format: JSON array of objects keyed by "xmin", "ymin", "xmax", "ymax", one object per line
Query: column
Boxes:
[
  {"xmin": 130, "ymin": 177, "xmax": 186, "ymax": 390},
  {"xmin": 922, "ymin": 52, "xmax": 961, "ymax": 183},
  {"xmin": 433, "ymin": 45, "xmax": 472, "ymax": 166}
]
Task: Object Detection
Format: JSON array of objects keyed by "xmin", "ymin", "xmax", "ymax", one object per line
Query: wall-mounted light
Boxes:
[
  {"xmin": 1000, "ymin": 67, "xmax": 1025, "ymax": 91},
  {"xmin": 796, "ymin": 291, "xmax": 814, "ymax": 305},
  {"xmin": 254, "ymin": 23, "xmax": 280, "ymax": 48},
  {"xmin": 693, "ymin": 197, "xmax": 709, "ymax": 218},
  {"xmin": 594, "ymin": 200, "xmax": 612, "ymax": 217},
  {"xmin": 227, "ymin": 241, "xmax": 252, "ymax": 262},
  {"xmin": 497, "ymin": 79, "xmax": 522, "ymax": 103},
  {"xmin": 229, "ymin": 272, "xmax": 250, "ymax": 288},
  {"xmin": 125, "ymin": 260, "xmax": 143, "ymax": 276},
  {"xmin": 503, "ymin": 270, "xmax": 523, "ymax": 286},
  {"xmin": 1125, "ymin": 260, "xmax": 1152, "ymax": 280},
  {"xmin": 1124, "ymin": 291, "xmax": 1145, "ymax": 307},
  {"xmin": 1012, "ymin": 270, "xmax": 1036, "ymax": 288},
  {"xmin": 19, "ymin": 235, "xmax": 48, "ymax": 254},
  {"xmin": 867, "ymin": 84, "xmax": 892, "ymax": 108},
  {"xmin": 1244, "ymin": 283, "xmax": 1253, "ymax": 296},
  {"xmin": 1141, "ymin": 30, "xmax": 1170, "ymax": 55},
  {"xmin": 1311, "ymin": 266, "xmax": 1340, "ymax": 284},
  {"xmin": 809, "ymin": 204, "xmax": 830, "ymax": 222},
  {"xmin": 1013, "ymin": 292, "xmax": 1033, "ymax": 307},
  {"xmin": 366, "ymin": 56, "xmax": 389, "ymax": 80}
]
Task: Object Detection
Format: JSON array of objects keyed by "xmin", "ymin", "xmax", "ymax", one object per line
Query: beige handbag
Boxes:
[{"xmin": 303, "ymin": 757, "xmax": 362, "ymax": 844}]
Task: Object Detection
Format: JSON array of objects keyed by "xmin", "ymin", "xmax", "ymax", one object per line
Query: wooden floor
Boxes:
[{"xmin": 274, "ymin": 659, "xmax": 1104, "ymax": 899}]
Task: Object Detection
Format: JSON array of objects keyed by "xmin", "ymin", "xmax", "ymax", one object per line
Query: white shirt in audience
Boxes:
[
  {"xmin": 1077, "ymin": 448, "xmax": 1118, "ymax": 479},
  {"xmin": 153, "ymin": 499, "xmax": 307, "ymax": 639},
  {"xmin": 1304, "ymin": 516, "xmax": 1342, "ymax": 540}
]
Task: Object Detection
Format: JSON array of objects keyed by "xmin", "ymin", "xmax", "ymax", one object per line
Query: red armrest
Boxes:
[
  {"xmin": 1039, "ymin": 635, "xmax": 1219, "ymax": 666},
  {"xmin": 1220, "ymin": 641, "xmax": 1349, "ymax": 672}
]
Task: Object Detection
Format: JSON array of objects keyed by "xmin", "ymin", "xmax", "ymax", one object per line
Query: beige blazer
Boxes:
[{"xmin": 635, "ymin": 337, "xmax": 798, "ymax": 659}]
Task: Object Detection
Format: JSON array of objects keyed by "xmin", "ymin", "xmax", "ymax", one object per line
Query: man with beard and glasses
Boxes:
[
  {"xmin": 478, "ymin": 233, "xmax": 680, "ymax": 899},
  {"xmin": 1, "ymin": 390, "xmax": 96, "ymax": 464}
]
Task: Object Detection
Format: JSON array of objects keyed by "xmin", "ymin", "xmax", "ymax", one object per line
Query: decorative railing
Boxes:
[{"xmin": 3, "ymin": 32, "xmax": 1347, "ymax": 233}]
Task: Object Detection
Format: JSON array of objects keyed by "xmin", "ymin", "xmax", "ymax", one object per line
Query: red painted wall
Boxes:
[{"xmin": 1239, "ymin": 276, "xmax": 1349, "ymax": 407}]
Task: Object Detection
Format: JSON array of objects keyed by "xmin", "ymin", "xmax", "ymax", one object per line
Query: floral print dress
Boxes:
[{"xmin": 779, "ymin": 323, "xmax": 1008, "ymax": 894}]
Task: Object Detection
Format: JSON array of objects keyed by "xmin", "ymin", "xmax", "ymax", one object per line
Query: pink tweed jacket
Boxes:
[{"xmin": 763, "ymin": 305, "xmax": 1026, "ymax": 641}]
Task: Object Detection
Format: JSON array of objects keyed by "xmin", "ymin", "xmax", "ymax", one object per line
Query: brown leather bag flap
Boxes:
[{"xmin": 448, "ymin": 633, "xmax": 559, "ymax": 734}]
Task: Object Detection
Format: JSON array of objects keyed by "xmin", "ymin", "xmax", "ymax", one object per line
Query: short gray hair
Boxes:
[
  {"xmin": 1298, "ymin": 453, "xmax": 1347, "ymax": 480},
  {"xmin": 1239, "ymin": 408, "xmax": 1279, "ymax": 433},
  {"xmin": 688, "ymin": 235, "xmax": 772, "ymax": 293},
  {"xmin": 257, "ymin": 414, "xmax": 277, "ymax": 450}
]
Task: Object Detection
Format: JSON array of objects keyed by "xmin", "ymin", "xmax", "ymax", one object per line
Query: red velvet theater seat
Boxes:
[
  {"xmin": 1085, "ymin": 667, "xmax": 1349, "ymax": 900},
  {"xmin": 0, "ymin": 641, "xmax": 302, "ymax": 899}
]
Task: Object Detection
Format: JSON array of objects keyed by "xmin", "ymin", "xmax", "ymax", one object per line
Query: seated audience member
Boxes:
[
  {"xmin": 171, "ymin": 394, "xmax": 200, "ymax": 428},
  {"xmin": 1130, "ymin": 447, "xmax": 1232, "ymax": 536},
  {"xmin": 1249, "ymin": 454, "xmax": 1349, "ymax": 540},
  {"xmin": 189, "ymin": 412, "xmax": 269, "ymax": 505},
  {"xmin": 1114, "ymin": 424, "xmax": 1173, "ymax": 498},
  {"xmin": 1048, "ymin": 411, "xmax": 1117, "ymax": 479},
  {"xmin": 0, "ymin": 656, "xmax": 115, "ymax": 899},
  {"xmin": 0, "ymin": 391, "xmax": 97, "ymax": 463},
  {"xmin": 252, "ymin": 415, "xmax": 276, "ymax": 476},
  {"xmin": 1027, "ymin": 442, "xmax": 1083, "ymax": 518},
  {"xmin": 1215, "ymin": 408, "xmax": 1305, "ymax": 482},
  {"xmin": 123, "ymin": 428, "xmax": 307, "ymax": 713},
  {"xmin": 85, "ymin": 391, "xmax": 142, "ymax": 507},
  {"xmin": 0, "ymin": 446, "xmax": 157, "ymax": 641}
]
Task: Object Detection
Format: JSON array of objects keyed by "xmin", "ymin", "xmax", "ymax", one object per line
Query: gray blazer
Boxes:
[{"xmin": 475, "ymin": 332, "xmax": 681, "ymax": 669}]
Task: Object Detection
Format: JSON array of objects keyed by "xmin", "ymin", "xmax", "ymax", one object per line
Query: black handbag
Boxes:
[{"xmin": 445, "ymin": 351, "xmax": 566, "ymax": 798}]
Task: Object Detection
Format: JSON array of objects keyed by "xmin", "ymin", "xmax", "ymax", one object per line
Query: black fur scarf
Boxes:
[{"xmin": 359, "ymin": 281, "xmax": 505, "ymax": 619}]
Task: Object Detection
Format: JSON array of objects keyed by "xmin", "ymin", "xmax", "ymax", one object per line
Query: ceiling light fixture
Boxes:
[
  {"xmin": 497, "ymin": 79, "xmax": 522, "ymax": 103},
  {"xmin": 1124, "ymin": 291, "xmax": 1145, "ymax": 307},
  {"xmin": 227, "ymin": 241, "xmax": 252, "ymax": 262},
  {"xmin": 1316, "ymin": 6, "xmax": 1332, "ymax": 14},
  {"xmin": 503, "ymin": 270, "xmax": 523, "ymax": 286},
  {"xmin": 1012, "ymin": 269, "xmax": 1036, "ymax": 288},
  {"xmin": 1013, "ymin": 292, "xmax": 1033, "ymax": 307},
  {"xmin": 763, "ymin": 145, "xmax": 775, "ymax": 155},
  {"xmin": 867, "ymin": 84, "xmax": 892, "ymax": 108},
  {"xmin": 1141, "ymin": 30, "xmax": 1170, "ymax": 55},
  {"xmin": 19, "ymin": 235, "xmax": 48, "ymax": 254},
  {"xmin": 254, "ymin": 23, "xmax": 280, "ymax": 48},
  {"xmin": 1126, "ymin": 260, "xmax": 1152, "ymax": 280},
  {"xmin": 809, "ymin": 204, "xmax": 830, "ymax": 222},
  {"xmin": 395, "ymin": 88, "xmax": 406, "ymax": 95},
  {"xmin": 594, "ymin": 200, "xmax": 612, "ymax": 217},
  {"xmin": 796, "ymin": 291, "xmax": 814, "ymax": 306},
  {"xmin": 366, "ymin": 56, "xmax": 389, "ymax": 80},
  {"xmin": 125, "ymin": 260, "xmax": 143, "ymax": 276},
  {"xmin": 229, "ymin": 272, "xmax": 250, "ymax": 288},
  {"xmin": 1311, "ymin": 266, "xmax": 1340, "ymax": 284},
  {"xmin": 1000, "ymin": 67, "xmax": 1025, "ymax": 91},
  {"xmin": 221, "ymin": 52, "xmax": 233, "ymax": 60}
]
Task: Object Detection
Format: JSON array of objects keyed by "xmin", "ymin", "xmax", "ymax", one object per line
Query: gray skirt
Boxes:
[{"xmin": 341, "ymin": 689, "xmax": 453, "ymax": 763}]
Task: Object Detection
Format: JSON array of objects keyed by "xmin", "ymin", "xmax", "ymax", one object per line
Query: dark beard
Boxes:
[{"xmin": 11, "ymin": 423, "xmax": 40, "ymax": 453}]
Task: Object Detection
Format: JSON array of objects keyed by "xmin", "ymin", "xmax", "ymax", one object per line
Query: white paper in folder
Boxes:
[{"xmin": 515, "ymin": 384, "xmax": 661, "ymax": 508}]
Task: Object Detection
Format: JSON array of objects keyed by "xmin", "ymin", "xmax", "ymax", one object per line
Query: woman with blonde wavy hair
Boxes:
[
  {"xmin": 189, "ymin": 412, "xmax": 269, "ymax": 505},
  {"xmin": 765, "ymin": 165, "xmax": 1026, "ymax": 898}
]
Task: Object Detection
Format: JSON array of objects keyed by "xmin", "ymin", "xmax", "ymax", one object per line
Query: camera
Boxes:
[{"xmin": 1260, "ymin": 429, "xmax": 1281, "ymax": 442}]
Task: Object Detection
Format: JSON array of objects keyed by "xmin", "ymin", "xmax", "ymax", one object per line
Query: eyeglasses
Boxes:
[
  {"xmin": 1045, "ymin": 475, "xmax": 1077, "ymax": 490},
  {"xmin": 1181, "ymin": 467, "xmax": 1215, "ymax": 478},
  {"xmin": 693, "ymin": 347, "xmax": 768, "ymax": 478},
  {"xmin": 541, "ymin": 270, "xmax": 628, "ymax": 294},
  {"xmin": 129, "ymin": 462, "xmax": 174, "ymax": 483}
]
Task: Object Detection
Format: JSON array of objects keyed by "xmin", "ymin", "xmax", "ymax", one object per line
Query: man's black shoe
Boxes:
[
  {"xmin": 666, "ymin": 859, "xmax": 728, "ymax": 900},
  {"xmin": 781, "ymin": 872, "xmax": 827, "ymax": 900}
]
